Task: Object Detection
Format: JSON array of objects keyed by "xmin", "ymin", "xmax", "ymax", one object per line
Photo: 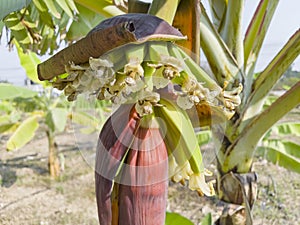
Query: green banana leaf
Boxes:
[
  {"xmin": 15, "ymin": 41, "xmax": 47, "ymax": 85},
  {"xmin": 257, "ymin": 139, "xmax": 300, "ymax": 174},
  {"xmin": 165, "ymin": 212, "xmax": 194, "ymax": 225},
  {"xmin": 201, "ymin": 213, "xmax": 213, "ymax": 225},
  {"xmin": 0, "ymin": 101, "xmax": 15, "ymax": 113},
  {"xmin": 70, "ymin": 111, "xmax": 100, "ymax": 134},
  {"xmin": 0, "ymin": 83, "xmax": 37, "ymax": 100},
  {"xmin": 0, "ymin": 0, "xmax": 31, "ymax": 20},
  {"xmin": 56, "ymin": 0, "xmax": 78, "ymax": 18},
  {"xmin": 74, "ymin": 0, "xmax": 124, "ymax": 17},
  {"xmin": 6, "ymin": 115, "xmax": 39, "ymax": 150},
  {"xmin": 272, "ymin": 122, "xmax": 300, "ymax": 136},
  {"xmin": 0, "ymin": 123, "xmax": 18, "ymax": 134},
  {"xmin": 0, "ymin": 115, "xmax": 10, "ymax": 124},
  {"xmin": 45, "ymin": 108, "xmax": 68, "ymax": 133},
  {"xmin": 244, "ymin": 0, "xmax": 279, "ymax": 69},
  {"xmin": 67, "ymin": 3, "xmax": 104, "ymax": 41},
  {"xmin": 258, "ymin": 121, "xmax": 300, "ymax": 174}
]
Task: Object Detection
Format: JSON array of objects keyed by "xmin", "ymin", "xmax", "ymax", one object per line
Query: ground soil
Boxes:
[{"xmin": 1, "ymin": 127, "xmax": 300, "ymax": 225}]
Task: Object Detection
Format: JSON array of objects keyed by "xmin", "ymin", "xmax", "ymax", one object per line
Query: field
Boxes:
[{"xmin": 1, "ymin": 126, "xmax": 300, "ymax": 225}]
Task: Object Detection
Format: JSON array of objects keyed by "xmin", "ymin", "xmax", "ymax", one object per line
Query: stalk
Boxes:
[
  {"xmin": 241, "ymin": 29, "xmax": 300, "ymax": 122},
  {"xmin": 128, "ymin": 0, "xmax": 150, "ymax": 13},
  {"xmin": 148, "ymin": 0, "xmax": 181, "ymax": 24},
  {"xmin": 74, "ymin": 0, "xmax": 125, "ymax": 17},
  {"xmin": 242, "ymin": 0, "xmax": 279, "ymax": 105},
  {"xmin": 172, "ymin": 0, "xmax": 201, "ymax": 63},
  {"xmin": 199, "ymin": 3, "xmax": 243, "ymax": 89},
  {"xmin": 219, "ymin": 0, "xmax": 244, "ymax": 68},
  {"xmin": 244, "ymin": 0, "xmax": 279, "ymax": 71},
  {"xmin": 46, "ymin": 130, "xmax": 60, "ymax": 177},
  {"xmin": 223, "ymin": 81, "xmax": 300, "ymax": 173},
  {"xmin": 38, "ymin": 22, "xmax": 137, "ymax": 80},
  {"xmin": 208, "ymin": 0, "xmax": 227, "ymax": 30}
]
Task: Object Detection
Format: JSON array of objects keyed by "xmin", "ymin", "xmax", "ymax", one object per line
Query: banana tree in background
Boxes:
[
  {"xmin": 1, "ymin": 0, "xmax": 300, "ymax": 224},
  {"xmin": 0, "ymin": 83, "xmax": 70, "ymax": 177},
  {"xmin": 0, "ymin": 44, "xmax": 104, "ymax": 178},
  {"xmin": 0, "ymin": 82, "xmax": 105, "ymax": 178}
]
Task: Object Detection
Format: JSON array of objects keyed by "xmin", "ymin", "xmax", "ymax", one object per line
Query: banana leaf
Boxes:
[
  {"xmin": 0, "ymin": 83, "xmax": 37, "ymax": 100},
  {"xmin": 45, "ymin": 108, "xmax": 68, "ymax": 133},
  {"xmin": 165, "ymin": 212, "xmax": 194, "ymax": 225},
  {"xmin": 6, "ymin": 115, "xmax": 39, "ymax": 150},
  {"xmin": 257, "ymin": 139, "xmax": 300, "ymax": 174},
  {"xmin": 0, "ymin": 0, "xmax": 31, "ymax": 20}
]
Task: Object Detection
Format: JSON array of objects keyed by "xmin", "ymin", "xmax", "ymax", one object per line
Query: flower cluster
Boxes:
[
  {"xmin": 52, "ymin": 54, "xmax": 188, "ymax": 117},
  {"xmin": 149, "ymin": 55, "xmax": 184, "ymax": 89},
  {"xmin": 168, "ymin": 155, "xmax": 215, "ymax": 196},
  {"xmin": 135, "ymin": 91, "xmax": 161, "ymax": 117},
  {"xmin": 177, "ymin": 78, "xmax": 212, "ymax": 110}
]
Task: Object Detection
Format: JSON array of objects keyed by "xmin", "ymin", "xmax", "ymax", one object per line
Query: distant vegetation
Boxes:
[{"xmin": 274, "ymin": 66, "xmax": 300, "ymax": 90}]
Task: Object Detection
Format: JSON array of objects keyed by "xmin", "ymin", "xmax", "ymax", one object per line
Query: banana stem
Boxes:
[
  {"xmin": 172, "ymin": 0, "xmax": 201, "ymax": 63},
  {"xmin": 148, "ymin": 0, "xmax": 181, "ymax": 24},
  {"xmin": 128, "ymin": 0, "xmax": 150, "ymax": 13},
  {"xmin": 224, "ymin": 81, "xmax": 300, "ymax": 173}
]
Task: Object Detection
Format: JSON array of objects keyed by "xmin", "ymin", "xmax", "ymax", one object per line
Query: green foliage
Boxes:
[
  {"xmin": 67, "ymin": 3, "xmax": 104, "ymax": 41},
  {"xmin": 0, "ymin": 83, "xmax": 37, "ymax": 99},
  {"xmin": 45, "ymin": 108, "xmax": 68, "ymax": 133},
  {"xmin": 200, "ymin": 213, "xmax": 213, "ymax": 225},
  {"xmin": 0, "ymin": 0, "xmax": 31, "ymax": 20},
  {"xmin": 0, "ymin": 84, "xmax": 105, "ymax": 151},
  {"xmin": 0, "ymin": 87, "xmax": 68, "ymax": 150},
  {"xmin": 258, "ymin": 121, "xmax": 300, "ymax": 173},
  {"xmin": 0, "ymin": 0, "xmax": 123, "ymax": 54},
  {"xmin": 165, "ymin": 212, "xmax": 194, "ymax": 225},
  {"xmin": 6, "ymin": 114, "xmax": 39, "ymax": 150},
  {"xmin": 15, "ymin": 41, "xmax": 46, "ymax": 85},
  {"xmin": 1, "ymin": 0, "xmax": 77, "ymax": 54}
]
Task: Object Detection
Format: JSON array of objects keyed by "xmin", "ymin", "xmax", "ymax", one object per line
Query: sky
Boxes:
[{"xmin": 0, "ymin": 0, "xmax": 299, "ymax": 86}]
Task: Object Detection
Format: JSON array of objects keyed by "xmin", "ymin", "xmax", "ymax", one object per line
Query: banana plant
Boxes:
[
  {"xmin": 0, "ymin": 83, "xmax": 107, "ymax": 177},
  {"xmin": 0, "ymin": 83, "xmax": 69, "ymax": 177},
  {"xmin": 256, "ymin": 90, "xmax": 300, "ymax": 174},
  {"xmin": 0, "ymin": 40, "xmax": 105, "ymax": 178},
  {"xmin": 257, "ymin": 121, "xmax": 300, "ymax": 173},
  {"xmin": 0, "ymin": 0, "xmax": 118, "ymax": 54},
  {"xmin": 73, "ymin": 1, "xmax": 300, "ymax": 224},
  {"xmin": 197, "ymin": 1, "xmax": 300, "ymax": 224}
]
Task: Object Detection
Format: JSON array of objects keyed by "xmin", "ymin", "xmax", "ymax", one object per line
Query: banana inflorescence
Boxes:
[
  {"xmin": 51, "ymin": 41, "xmax": 242, "ymax": 190},
  {"xmin": 51, "ymin": 41, "xmax": 243, "ymax": 224}
]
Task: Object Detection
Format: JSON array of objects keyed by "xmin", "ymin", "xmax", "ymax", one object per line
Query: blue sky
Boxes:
[{"xmin": 0, "ymin": 0, "xmax": 299, "ymax": 85}]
